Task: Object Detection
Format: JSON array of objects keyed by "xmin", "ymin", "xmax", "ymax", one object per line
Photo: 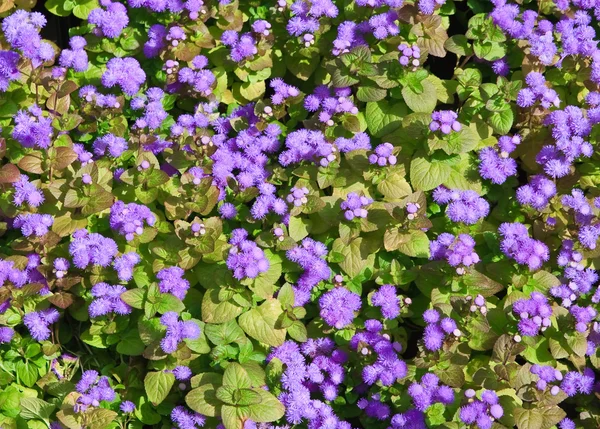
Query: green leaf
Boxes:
[
  {"xmin": 221, "ymin": 404, "xmax": 245, "ymax": 429},
  {"xmin": 409, "ymin": 153, "xmax": 456, "ymax": 191},
  {"xmin": 239, "ymin": 81, "xmax": 266, "ymax": 101},
  {"xmin": 384, "ymin": 229, "xmax": 430, "ymax": 258},
  {"xmin": 120, "ymin": 288, "xmax": 146, "ymax": 309},
  {"xmin": 186, "ymin": 384, "xmax": 222, "ymax": 417},
  {"xmin": 223, "ymin": 363, "xmax": 252, "ymax": 389},
  {"xmin": 16, "ymin": 361, "xmax": 39, "ymax": 387},
  {"xmin": 238, "ymin": 300, "xmax": 286, "ymax": 346},
  {"xmin": 365, "ymin": 100, "xmax": 407, "ymax": 138},
  {"xmin": 72, "ymin": 0, "xmax": 99, "ymax": 19},
  {"xmin": 144, "ymin": 371, "xmax": 175, "ymax": 406},
  {"xmin": 332, "ymin": 237, "xmax": 378, "ymax": 277},
  {"xmin": 45, "ymin": 0, "xmax": 75, "ymax": 16},
  {"xmin": 489, "ymin": 108, "xmax": 514, "ymax": 135},
  {"xmin": 514, "ymin": 406, "xmax": 566, "ymax": 429},
  {"xmin": 202, "ymin": 288, "xmax": 245, "ymax": 324},
  {"xmin": 87, "ymin": 408, "xmax": 118, "ymax": 429},
  {"xmin": 444, "ymin": 35, "xmax": 473, "ymax": 56},
  {"xmin": 157, "ymin": 294, "xmax": 185, "ymax": 314},
  {"xmin": 288, "ymin": 216, "xmax": 311, "ymax": 242},
  {"xmin": 356, "ymin": 85, "xmax": 387, "ymax": 102},
  {"xmin": 205, "ymin": 319, "xmax": 245, "ymax": 346},
  {"xmin": 376, "ymin": 171, "xmax": 412, "ymax": 200},
  {"xmin": 246, "ymin": 389, "xmax": 285, "ymax": 423},
  {"xmin": 430, "ymin": 125, "xmax": 479, "ymax": 155},
  {"xmin": 19, "ymin": 397, "xmax": 55, "ymax": 422},
  {"xmin": 402, "ymin": 80, "xmax": 438, "ymax": 113}
]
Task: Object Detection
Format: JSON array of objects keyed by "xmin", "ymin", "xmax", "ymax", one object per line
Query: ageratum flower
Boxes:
[
  {"xmin": 157, "ymin": 266, "xmax": 190, "ymax": 300},
  {"xmin": 319, "ymin": 287, "xmax": 361, "ymax": 329},
  {"xmin": 0, "ymin": 50, "xmax": 21, "ymax": 91},
  {"xmin": 12, "ymin": 104, "xmax": 53, "ymax": 149},
  {"xmin": 23, "ymin": 308, "xmax": 60, "ymax": 341},
  {"xmin": 101, "ymin": 57, "xmax": 146, "ymax": 96},
  {"xmin": 88, "ymin": 0, "xmax": 129, "ymax": 39},
  {"xmin": 159, "ymin": 312, "xmax": 201, "ymax": 354},
  {"xmin": 88, "ymin": 283, "xmax": 131, "ymax": 317}
]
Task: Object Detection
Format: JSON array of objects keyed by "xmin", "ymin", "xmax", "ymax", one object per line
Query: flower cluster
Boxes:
[
  {"xmin": 1, "ymin": 10, "xmax": 54, "ymax": 66},
  {"xmin": 12, "ymin": 104, "xmax": 53, "ymax": 149},
  {"xmin": 341, "ymin": 192, "xmax": 373, "ymax": 220},
  {"xmin": 69, "ymin": 229, "xmax": 118, "ymax": 269},
  {"xmin": 23, "ymin": 308, "xmax": 60, "ymax": 341},
  {"xmin": 517, "ymin": 72, "xmax": 560, "ymax": 108},
  {"xmin": 432, "ymin": 187, "xmax": 489, "ymax": 224},
  {"xmin": 319, "ymin": 287, "xmax": 361, "ymax": 329},
  {"xmin": 109, "ymin": 201, "xmax": 156, "ymax": 241},
  {"xmin": 226, "ymin": 229, "xmax": 270, "ymax": 280},
  {"xmin": 530, "ymin": 364, "xmax": 563, "ymax": 395},
  {"xmin": 88, "ymin": 0, "xmax": 129, "ymax": 38},
  {"xmin": 408, "ymin": 373, "xmax": 454, "ymax": 411},
  {"xmin": 89, "ymin": 283, "xmax": 131, "ymax": 318},
  {"xmin": 371, "ymin": 284, "xmax": 400, "ymax": 319},
  {"xmin": 286, "ymin": 238, "xmax": 331, "ymax": 306},
  {"xmin": 101, "ymin": 57, "xmax": 146, "ymax": 96},
  {"xmin": 459, "ymin": 390, "xmax": 504, "ymax": 429},
  {"xmin": 478, "ymin": 134, "xmax": 520, "ymax": 184},
  {"xmin": 75, "ymin": 370, "xmax": 116, "ymax": 412},
  {"xmin": 157, "ymin": 267, "xmax": 190, "ymax": 300},
  {"xmin": 160, "ymin": 312, "xmax": 201, "ymax": 354},
  {"xmin": 499, "ymin": 223, "xmax": 550, "ymax": 270},
  {"xmin": 268, "ymin": 338, "xmax": 349, "ymax": 427},
  {"xmin": 59, "ymin": 36, "xmax": 88, "ymax": 72},
  {"xmin": 369, "ymin": 142, "xmax": 397, "ymax": 166},
  {"xmin": 430, "ymin": 110, "xmax": 461, "ymax": 134},
  {"xmin": 430, "ymin": 233, "xmax": 480, "ymax": 275},
  {"xmin": 13, "ymin": 175, "xmax": 44, "ymax": 207},
  {"xmin": 13, "ymin": 213, "xmax": 53, "ymax": 237},
  {"xmin": 350, "ymin": 320, "xmax": 408, "ymax": 385},
  {"xmin": 422, "ymin": 309, "xmax": 460, "ymax": 351},
  {"xmin": 304, "ymin": 86, "xmax": 358, "ymax": 126},
  {"xmin": 513, "ymin": 292, "xmax": 553, "ymax": 337}
]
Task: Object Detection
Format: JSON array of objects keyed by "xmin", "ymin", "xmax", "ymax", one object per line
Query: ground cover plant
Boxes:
[{"xmin": 0, "ymin": 0, "xmax": 599, "ymax": 428}]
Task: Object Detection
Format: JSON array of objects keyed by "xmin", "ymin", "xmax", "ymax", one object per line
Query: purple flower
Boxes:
[
  {"xmin": 112, "ymin": 252, "xmax": 140, "ymax": 281},
  {"xmin": 512, "ymin": 292, "xmax": 552, "ymax": 337},
  {"xmin": 12, "ymin": 105, "xmax": 53, "ymax": 149},
  {"xmin": 69, "ymin": 229, "xmax": 119, "ymax": 269},
  {"xmin": 89, "ymin": 283, "xmax": 131, "ymax": 318},
  {"xmin": 23, "ymin": 308, "xmax": 60, "ymax": 341},
  {"xmin": 430, "ymin": 110, "xmax": 461, "ymax": 134},
  {"xmin": 408, "ymin": 373, "xmax": 454, "ymax": 411},
  {"xmin": 13, "ymin": 175, "xmax": 44, "ymax": 207},
  {"xmin": 319, "ymin": 287, "xmax": 361, "ymax": 329},
  {"xmin": 371, "ymin": 285, "xmax": 400, "ymax": 319},
  {"xmin": 171, "ymin": 405, "xmax": 206, "ymax": 429},
  {"xmin": 92, "ymin": 133, "xmax": 128, "ymax": 158},
  {"xmin": 59, "ymin": 36, "xmax": 88, "ymax": 72},
  {"xmin": 13, "ymin": 213, "xmax": 53, "ymax": 237},
  {"xmin": 226, "ymin": 229, "xmax": 270, "ymax": 280},
  {"xmin": 74, "ymin": 370, "xmax": 116, "ymax": 412},
  {"xmin": 0, "ymin": 327, "xmax": 15, "ymax": 343},
  {"xmin": 430, "ymin": 233, "xmax": 480, "ymax": 275},
  {"xmin": 0, "ymin": 50, "xmax": 21, "ymax": 91},
  {"xmin": 2, "ymin": 10, "xmax": 54, "ymax": 67},
  {"xmin": 433, "ymin": 187, "xmax": 489, "ymax": 224},
  {"xmin": 101, "ymin": 57, "xmax": 146, "ymax": 96},
  {"xmin": 88, "ymin": 0, "xmax": 129, "ymax": 39},
  {"xmin": 157, "ymin": 267, "xmax": 189, "ymax": 300},
  {"xmin": 120, "ymin": 400, "xmax": 135, "ymax": 413},
  {"xmin": 499, "ymin": 222, "xmax": 549, "ymax": 270},
  {"xmin": 160, "ymin": 312, "xmax": 201, "ymax": 354},
  {"xmin": 286, "ymin": 238, "xmax": 331, "ymax": 306},
  {"xmin": 109, "ymin": 201, "xmax": 156, "ymax": 241}
]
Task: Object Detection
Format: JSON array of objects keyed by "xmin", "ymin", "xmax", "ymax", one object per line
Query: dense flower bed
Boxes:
[{"xmin": 0, "ymin": 0, "xmax": 599, "ymax": 428}]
